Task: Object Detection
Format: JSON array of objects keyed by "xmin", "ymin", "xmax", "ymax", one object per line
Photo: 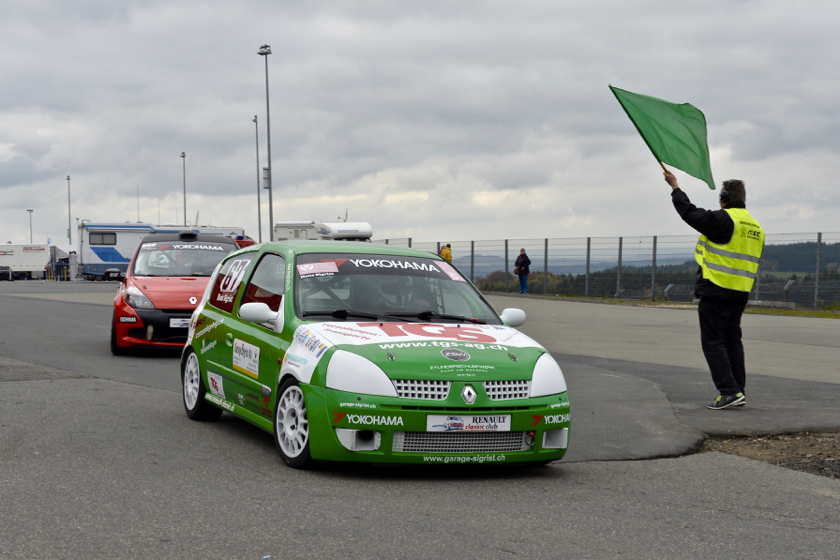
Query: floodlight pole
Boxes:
[
  {"xmin": 253, "ymin": 115, "xmax": 262, "ymax": 242},
  {"xmin": 181, "ymin": 152, "xmax": 187, "ymax": 226},
  {"xmin": 258, "ymin": 44, "xmax": 274, "ymax": 241}
]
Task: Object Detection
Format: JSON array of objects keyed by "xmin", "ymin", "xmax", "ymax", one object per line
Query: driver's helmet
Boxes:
[{"xmin": 377, "ymin": 276, "xmax": 413, "ymax": 309}]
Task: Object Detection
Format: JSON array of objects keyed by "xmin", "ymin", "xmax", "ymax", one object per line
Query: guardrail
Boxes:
[{"xmin": 375, "ymin": 232, "xmax": 840, "ymax": 309}]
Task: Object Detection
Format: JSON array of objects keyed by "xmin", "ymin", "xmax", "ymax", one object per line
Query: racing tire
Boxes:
[
  {"xmin": 274, "ymin": 378, "xmax": 313, "ymax": 469},
  {"xmin": 182, "ymin": 349, "xmax": 223, "ymax": 421},
  {"xmin": 110, "ymin": 320, "xmax": 129, "ymax": 356}
]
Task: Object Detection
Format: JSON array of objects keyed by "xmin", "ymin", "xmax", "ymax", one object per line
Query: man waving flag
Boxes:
[{"xmin": 610, "ymin": 85, "xmax": 715, "ymax": 190}]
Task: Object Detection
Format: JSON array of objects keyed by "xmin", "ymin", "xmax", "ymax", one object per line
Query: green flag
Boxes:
[{"xmin": 610, "ymin": 85, "xmax": 715, "ymax": 190}]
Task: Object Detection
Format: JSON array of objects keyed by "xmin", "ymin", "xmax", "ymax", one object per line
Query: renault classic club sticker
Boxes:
[
  {"xmin": 233, "ymin": 339, "xmax": 260, "ymax": 379},
  {"xmin": 427, "ymin": 415, "xmax": 511, "ymax": 432}
]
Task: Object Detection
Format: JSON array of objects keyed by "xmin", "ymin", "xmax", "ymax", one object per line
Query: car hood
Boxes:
[
  {"xmin": 131, "ymin": 277, "xmax": 210, "ymax": 309},
  {"xmin": 289, "ymin": 321, "xmax": 546, "ymax": 381}
]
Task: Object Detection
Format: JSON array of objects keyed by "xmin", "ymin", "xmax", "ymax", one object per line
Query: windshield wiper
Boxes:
[
  {"xmin": 302, "ymin": 309, "xmax": 380, "ymax": 320},
  {"xmin": 384, "ymin": 310, "xmax": 486, "ymax": 324}
]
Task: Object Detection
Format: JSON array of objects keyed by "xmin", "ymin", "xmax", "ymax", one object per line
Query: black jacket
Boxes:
[
  {"xmin": 515, "ymin": 253, "xmax": 531, "ymax": 275},
  {"xmin": 671, "ymin": 188, "xmax": 749, "ymax": 303}
]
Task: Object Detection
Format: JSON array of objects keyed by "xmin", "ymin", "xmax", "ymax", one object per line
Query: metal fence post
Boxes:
[
  {"xmin": 615, "ymin": 237, "xmax": 623, "ymax": 298},
  {"xmin": 815, "ymin": 232, "xmax": 822, "ymax": 308},
  {"xmin": 385, "ymin": 239, "xmax": 389, "ymax": 245},
  {"xmin": 437, "ymin": 241, "xmax": 441, "ymax": 255},
  {"xmin": 651, "ymin": 235, "xmax": 657, "ymax": 301},
  {"xmin": 585, "ymin": 237, "xmax": 590, "ymax": 297},
  {"xmin": 408, "ymin": 238, "xmax": 412, "ymax": 248},
  {"xmin": 544, "ymin": 238, "xmax": 548, "ymax": 295},
  {"xmin": 505, "ymin": 239, "xmax": 509, "ymax": 293},
  {"xmin": 470, "ymin": 241, "xmax": 474, "ymax": 282}
]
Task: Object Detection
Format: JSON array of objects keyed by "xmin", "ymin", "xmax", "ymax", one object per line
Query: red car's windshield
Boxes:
[{"xmin": 132, "ymin": 241, "xmax": 233, "ymax": 277}]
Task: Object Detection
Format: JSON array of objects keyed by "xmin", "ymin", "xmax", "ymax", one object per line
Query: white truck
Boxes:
[
  {"xmin": 273, "ymin": 221, "xmax": 373, "ymax": 242},
  {"xmin": 77, "ymin": 222, "xmax": 246, "ymax": 280},
  {"xmin": 0, "ymin": 244, "xmax": 52, "ymax": 280}
]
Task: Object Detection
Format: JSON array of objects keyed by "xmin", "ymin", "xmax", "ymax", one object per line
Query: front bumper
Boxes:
[
  {"xmin": 304, "ymin": 385, "xmax": 571, "ymax": 464},
  {"xmin": 114, "ymin": 304, "xmax": 193, "ymax": 348}
]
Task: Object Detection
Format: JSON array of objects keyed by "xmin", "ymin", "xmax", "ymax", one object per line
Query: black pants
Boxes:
[{"xmin": 698, "ymin": 297, "xmax": 747, "ymax": 396}]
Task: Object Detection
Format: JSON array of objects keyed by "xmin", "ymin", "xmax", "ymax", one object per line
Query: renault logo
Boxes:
[
  {"xmin": 461, "ymin": 385, "xmax": 477, "ymax": 405},
  {"xmin": 189, "ymin": 297, "xmax": 198, "ymax": 304}
]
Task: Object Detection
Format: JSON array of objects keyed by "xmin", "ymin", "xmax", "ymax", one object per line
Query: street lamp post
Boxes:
[
  {"xmin": 66, "ymin": 175, "xmax": 71, "ymax": 245},
  {"xmin": 258, "ymin": 44, "xmax": 274, "ymax": 241},
  {"xmin": 27, "ymin": 210, "xmax": 33, "ymax": 243},
  {"xmin": 253, "ymin": 115, "xmax": 262, "ymax": 242},
  {"xmin": 181, "ymin": 152, "xmax": 187, "ymax": 226}
]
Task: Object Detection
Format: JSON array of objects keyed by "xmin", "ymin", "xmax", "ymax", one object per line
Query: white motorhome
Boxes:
[
  {"xmin": 77, "ymin": 222, "xmax": 246, "ymax": 280},
  {"xmin": 0, "ymin": 244, "xmax": 52, "ymax": 280},
  {"xmin": 273, "ymin": 221, "xmax": 373, "ymax": 242}
]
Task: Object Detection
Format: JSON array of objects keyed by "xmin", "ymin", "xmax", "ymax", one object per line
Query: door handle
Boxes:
[{"xmin": 226, "ymin": 332, "xmax": 233, "ymax": 346}]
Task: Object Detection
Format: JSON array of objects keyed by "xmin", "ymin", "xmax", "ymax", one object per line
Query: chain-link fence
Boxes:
[{"xmin": 375, "ymin": 232, "xmax": 840, "ymax": 309}]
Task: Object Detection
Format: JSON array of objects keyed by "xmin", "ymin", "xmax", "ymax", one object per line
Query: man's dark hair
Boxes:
[{"xmin": 722, "ymin": 179, "xmax": 746, "ymax": 203}]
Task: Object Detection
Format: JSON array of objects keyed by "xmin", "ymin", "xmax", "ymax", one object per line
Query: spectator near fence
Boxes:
[
  {"xmin": 665, "ymin": 170, "xmax": 765, "ymax": 410},
  {"xmin": 514, "ymin": 248, "xmax": 531, "ymax": 295},
  {"xmin": 439, "ymin": 244, "xmax": 452, "ymax": 262}
]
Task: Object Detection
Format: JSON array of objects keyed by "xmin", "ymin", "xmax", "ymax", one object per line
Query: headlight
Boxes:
[
  {"xmin": 126, "ymin": 285, "xmax": 155, "ymax": 309},
  {"xmin": 326, "ymin": 350, "xmax": 398, "ymax": 397},
  {"xmin": 529, "ymin": 353, "xmax": 567, "ymax": 397}
]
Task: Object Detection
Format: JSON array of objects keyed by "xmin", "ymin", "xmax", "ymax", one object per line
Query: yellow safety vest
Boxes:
[{"xmin": 694, "ymin": 208, "xmax": 764, "ymax": 292}]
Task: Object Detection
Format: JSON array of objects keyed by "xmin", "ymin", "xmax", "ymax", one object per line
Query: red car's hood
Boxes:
[{"xmin": 132, "ymin": 276, "xmax": 210, "ymax": 309}]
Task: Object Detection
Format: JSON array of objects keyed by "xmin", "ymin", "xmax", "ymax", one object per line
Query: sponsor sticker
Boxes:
[
  {"xmin": 170, "ymin": 318, "xmax": 190, "ymax": 328},
  {"xmin": 195, "ymin": 319, "xmax": 222, "ymax": 339},
  {"xmin": 531, "ymin": 413, "xmax": 570, "ymax": 427},
  {"xmin": 295, "ymin": 328, "xmax": 328, "ymax": 358},
  {"xmin": 441, "ymin": 348, "xmax": 470, "ymax": 361},
  {"xmin": 207, "ymin": 372, "xmax": 225, "ymax": 398},
  {"xmin": 233, "ymin": 339, "xmax": 260, "ymax": 379},
  {"xmin": 332, "ymin": 412, "xmax": 404, "ymax": 426},
  {"xmin": 427, "ymin": 414, "xmax": 511, "ymax": 432},
  {"xmin": 206, "ymin": 393, "xmax": 235, "ymax": 412},
  {"xmin": 283, "ymin": 353, "xmax": 308, "ymax": 368},
  {"xmin": 118, "ymin": 316, "xmax": 137, "ymax": 323},
  {"xmin": 296, "ymin": 262, "xmax": 339, "ymax": 278},
  {"xmin": 200, "ymin": 339, "xmax": 217, "ymax": 354},
  {"xmin": 437, "ymin": 261, "xmax": 466, "ymax": 282},
  {"xmin": 339, "ymin": 402, "xmax": 376, "ymax": 409}
]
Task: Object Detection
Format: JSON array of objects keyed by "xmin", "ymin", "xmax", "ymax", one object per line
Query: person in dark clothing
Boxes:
[
  {"xmin": 514, "ymin": 248, "xmax": 531, "ymax": 294},
  {"xmin": 664, "ymin": 170, "xmax": 765, "ymax": 410}
]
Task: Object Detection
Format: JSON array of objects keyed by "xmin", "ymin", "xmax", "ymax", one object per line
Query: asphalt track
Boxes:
[{"xmin": 1, "ymin": 281, "xmax": 839, "ymax": 559}]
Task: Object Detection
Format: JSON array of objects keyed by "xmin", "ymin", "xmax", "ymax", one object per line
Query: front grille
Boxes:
[
  {"xmin": 483, "ymin": 380, "xmax": 531, "ymax": 400},
  {"xmin": 392, "ymin": 431, "xmax": 529, "ymax": 453},
  {"xmin": 393, "ymin": 379, "xmax": 451, "ymax": 400}
]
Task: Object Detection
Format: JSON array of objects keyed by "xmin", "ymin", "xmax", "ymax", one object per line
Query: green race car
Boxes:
[{"xmin": 181, "ymin": 242, "xmax": 570, "ymax": 468}]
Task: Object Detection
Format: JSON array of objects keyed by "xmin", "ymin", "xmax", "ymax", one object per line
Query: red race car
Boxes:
[{"xmin": 111, "ymin": 231, "xmax": 240, "ymax": 355}]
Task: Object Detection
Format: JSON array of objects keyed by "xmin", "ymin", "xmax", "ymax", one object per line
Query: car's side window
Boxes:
[
  {"xmin": 240, "ymin": 253, "xmax": 286, "ymax": 313},
  {"xmin": 207, "ymin": 253, "xmax": 257, "ymax": 313}
]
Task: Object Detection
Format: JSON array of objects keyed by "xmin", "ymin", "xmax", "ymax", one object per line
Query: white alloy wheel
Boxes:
[
  {"xmin": 276, "ymin": 384, "xmax": 309, "ymax": 458},
  {"xmin": 182, "ymin": 349, "xmax": 223, "ymax": 421},
  {"xmin": 183, "ymin": 352, "xmax": 201, "ymax": 410}
]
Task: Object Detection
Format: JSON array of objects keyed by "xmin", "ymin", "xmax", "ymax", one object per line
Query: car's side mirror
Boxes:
[
  {"xmin": 500, "ymin": 308, "xmax": 526, "ymax": 327},
  {"xmin": 239, "ymin": 302, "xmax": 284, "ymax": 333},
  {"xmin": 104, "ymin": 268, "xmax": 123, "ymax": 282}
]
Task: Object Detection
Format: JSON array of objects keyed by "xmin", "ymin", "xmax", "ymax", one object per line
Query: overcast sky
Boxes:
[{"xmin": 2, "ymin": 0, "xmax": 839, "ymax": 247}]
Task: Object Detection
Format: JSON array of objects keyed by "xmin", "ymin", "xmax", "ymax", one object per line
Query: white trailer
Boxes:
[
  {"xmin": 77, "ymin": 222, "xmax": 246, "ymax": 280},
  {"xmin": 273, "ymin": 221, "xmax": 373, "ymax": 242},
  {"xmin": 0, "ymin": 244, "xmax": 52, "ymax": 280}
]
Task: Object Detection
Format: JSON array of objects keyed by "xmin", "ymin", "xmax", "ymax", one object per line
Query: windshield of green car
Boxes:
[
  {"xmin": 132, "ymin": 240, "xmax": 233, "ymax": 277},
  {"xmin": 293, "ymin": 252, "xmax": 501, "ymax": 324}
]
